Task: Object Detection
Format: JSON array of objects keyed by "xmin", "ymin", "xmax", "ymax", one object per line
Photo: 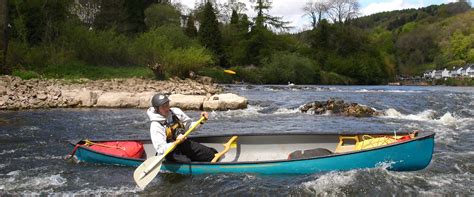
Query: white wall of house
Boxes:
[
  {"xmin": 441, "ymin": 69, "xmax": 450, "ymax": 78},
  {"xmin": 466, "ymin": 67, "xmax": 474, "ymax": 78}
]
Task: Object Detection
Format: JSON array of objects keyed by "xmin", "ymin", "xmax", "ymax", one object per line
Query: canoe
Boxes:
[{"xmin": 67, "ymin": 131, "xmax": 434, "ymax": 175}]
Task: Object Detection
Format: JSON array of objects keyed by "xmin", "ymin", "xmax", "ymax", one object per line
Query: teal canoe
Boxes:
[{"xmin": 68, "ymin": 131, "xmax": 434, "ymax": 174}]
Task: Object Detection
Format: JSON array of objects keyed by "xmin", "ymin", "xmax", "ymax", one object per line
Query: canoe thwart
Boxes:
[{"xmin": 212, "ymin": 136, "xmax": 239, "ymax": 163}]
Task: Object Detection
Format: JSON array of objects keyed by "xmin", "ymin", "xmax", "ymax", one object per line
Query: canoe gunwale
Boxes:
[{"xmin": 68, "ymin": 131, "xmax": 435, "ymax": 165}]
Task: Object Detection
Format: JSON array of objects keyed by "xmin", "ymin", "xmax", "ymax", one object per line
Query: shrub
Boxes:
[
  {"xmin": 164, "ymin": 47, "xmax": 214, "ymax": 78},
  {"xmin": 59, "ymin": 23, "xmax": 132, "ymax": 66},
  {"xmin": 198, "ymin": 67, "xmax": 233, "ymax": 84},
  {"xmin": 261, "ymin": 52, "xmax": 320, "ymax": 84},
  {"xmin": 12, "ymin": 70, "xmax": 41, "ymax": 80},
  {"xmin": 131, "ymin": 27, "xmax": 213, "ymax": 79}
]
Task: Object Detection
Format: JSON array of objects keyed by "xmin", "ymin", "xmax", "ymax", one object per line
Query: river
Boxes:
[{"xmin": 0, "ymin": 85, "xmax": 472, "ymax": 195}]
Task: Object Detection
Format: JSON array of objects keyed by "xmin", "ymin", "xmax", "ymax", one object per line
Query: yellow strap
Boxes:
[
  {"xmin": 83, "ymin": 139, "xmax": 125, "ymax": 150},
  {"xmin": 211, "ymin": 136, "xmax": 238, "ymax": 163}
]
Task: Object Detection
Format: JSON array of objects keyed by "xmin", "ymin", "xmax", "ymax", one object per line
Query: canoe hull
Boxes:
[{"xmin": 71, "ymin": 132, "xmax": 434, "ymax": 174}]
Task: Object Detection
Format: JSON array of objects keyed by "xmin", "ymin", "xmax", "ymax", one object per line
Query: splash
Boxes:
[
  {"xmin": 1, "ymin": 173, "xmax": 66, "ymax": 191},
  {"xmin": 302, "ymin": 171, "xmax": 357, "ymax": 195},
  {"xmin": 383, "ymin": 108, "xmax": 436, "ymax": 121},
  {"xmin": 273, "ymin": 108, "xmax": 300, "ymax": 115}
]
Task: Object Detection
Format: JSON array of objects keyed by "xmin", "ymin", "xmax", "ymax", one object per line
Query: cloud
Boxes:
[{"xmin": 361, "ymin": 0, "xmax": 423, "ymax": 16}]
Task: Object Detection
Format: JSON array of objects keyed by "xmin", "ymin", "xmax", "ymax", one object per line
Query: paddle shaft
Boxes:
[{"xmin": 141, "ymin": 116, "xmax": 206, "ymax": 175}]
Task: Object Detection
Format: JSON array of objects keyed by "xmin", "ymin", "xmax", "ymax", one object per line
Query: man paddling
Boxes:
[{"xmin": 147, "ymin": 94, "xmax": 217, "ymax": 162}]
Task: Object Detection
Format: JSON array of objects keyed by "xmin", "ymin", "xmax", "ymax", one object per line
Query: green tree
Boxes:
[
  {"xmin": 94, "ymin": 0, "xmax": 128, "ymax": 32},
  {"xmin": 8, "ymin": 0, "xmax": 71, "ymax": 45},
  {"xmin": 0, "ymin": 0, "xmax": 8, "ymax": 74},
  {"xmin": 230, "ymin": 9, "xmax": 239, "ymax": 25},
  {"xmin": 198, "ymin": 2, "xmax": 224, "ymax": 66},
  {"xmin": 184, "ymin": 15, "xmax": 198, "ymax": 38},
  {"xmin": 144, "ymin": 3, "xmax": 181, "ymax": 29},
  {"xmin": 252, "ymin": 0, "xmax": 289, "ymax": 30}
]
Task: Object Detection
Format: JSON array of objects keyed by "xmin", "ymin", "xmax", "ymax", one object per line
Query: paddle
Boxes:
[{"xmin": 134, "ymin": 116, "xmax": 207, "ymax": 189}]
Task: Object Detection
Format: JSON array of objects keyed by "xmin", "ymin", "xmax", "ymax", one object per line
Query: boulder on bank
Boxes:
[
  {"xmin": 169, "ymin": 94, "xmax": 206, "ymax": 110},
  {"xmin": 300, "ymin": 99, "xmax": 381, "ymax": 117},
  {"xmin": 0, "ymin": 75, "xmax": 247, "ymax": 110}
]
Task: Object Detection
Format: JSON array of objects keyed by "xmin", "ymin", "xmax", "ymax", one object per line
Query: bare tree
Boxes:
[
  {"xmin": 327, "ymin": 0, "xmax": 360, "ymax": 23},
  {"xmin": 214, "ymin": 0, "xmax": 247, "ymax": 24},
  {"xmin": 303, "ymin": 0, "xmax": 330, "ymax": 28},
  {"xmin": 0, "ymin": 0, "xmax": 8, "ymax": 74},
  {"xmin": 70, "ymin": 0, "xmax": 101, "ymax": 28}
]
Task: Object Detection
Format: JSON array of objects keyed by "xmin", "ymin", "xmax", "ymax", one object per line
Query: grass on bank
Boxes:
[{"xmin": 12, "ymin": 62, "xmax": 154, "ymax": 80}]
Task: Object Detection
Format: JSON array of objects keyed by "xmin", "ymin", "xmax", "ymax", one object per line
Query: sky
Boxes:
[{"xmin": 176, "ymin": 0, "xmax": 459, "ymax": 32}]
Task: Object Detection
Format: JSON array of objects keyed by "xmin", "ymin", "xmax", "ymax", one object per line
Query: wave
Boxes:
[
  {"xmin": 211, "ymin": 105, "xmax": 301, "ymax": 119},
  {"xmin": 302, "ymin": 170, "xmax": 357, "ymax": 195},
  {"xmin": 354, "ymin": 89, "xmax": 424, "ymax": 93},
  {"xmin": 381, "ymin": 108, "xmax": 474, "ymax": 126},
  {"xmin": 0, "ymin": 172, "xmax": 66, "ymax": 191},
  {"xmin": 383, "ymin": 108, "xmax": 437, "ymax": 121},
  {"xmin": 0, "ymin": 149, "xmax": 16, "ymax": 155}
]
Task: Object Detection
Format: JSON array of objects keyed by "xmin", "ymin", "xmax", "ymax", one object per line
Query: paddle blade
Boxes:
[{"xmin": 133, "ymin": 155, "xmax": 164, "ymax": 189}]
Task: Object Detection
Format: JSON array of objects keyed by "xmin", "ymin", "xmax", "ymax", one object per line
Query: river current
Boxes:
[{"xmin": 0, "ymin": 85, "xmax": 472, "ymax": 196}]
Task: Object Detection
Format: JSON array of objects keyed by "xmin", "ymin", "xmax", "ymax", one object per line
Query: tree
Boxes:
[
  {"xmin": 184, "ymin": 15, "xmax": 197, "ymax": 38},
  {"xmin": 303, "ymin": 0, "xmax": 329, "ymax": 28},
  {"xmin": 327, "ymin": 0, "xmax": 360, "ymax": 23},
  {"xmin": 198, "ymin": 2, "xmax": 224, "ymax": 65},
  {"xmin": 8, "ymin": 0, "xmax": 71, "ymax": 45},
  {"xmin": 0, "ymin": 0, "xmax": 8, "ymax": 74},
  {"xmin": 252, "ymin": 0, "xmax": 290, "ymax": 30},
  {"xmin": 230, "ymin": 9, "xmax": 239, "ymax": 25},
  {"xmin": 95, "ymin": 0, "xmax": 150, "ymax": 33},
  {"xmin": 144, "ymin": 3, "xmax": 181, "ymax": 29}
]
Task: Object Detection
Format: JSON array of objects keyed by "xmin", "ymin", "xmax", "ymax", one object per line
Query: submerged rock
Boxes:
[{"xmin": 300, "ymin": 99, "xmax": 381, "ymax": 117}]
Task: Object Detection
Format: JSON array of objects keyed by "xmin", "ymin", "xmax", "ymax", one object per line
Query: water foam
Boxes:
[
  {"xmin": 302, "ymin": 171, "xmax": 357, "ymax": 195},
  {"xmin": 383, "ymin": 108, "xmax": 436, "ymax": 121},
  {"xmin": 211, "ymin": 105, "xmax": 264, "ymax": 119},
  {"xmin": 355, "ymin": 89, "xmax": 424, "ymax": 93},
  {"xmin": 273, "ymin": 108, "xmax": 300, "ymax": 115},
  {"xmin": 0, "ymin": 149, "xmax": 16, "ymax": 155},
  {"xmin": 1, "ymin": 173, "xmax": 66, "ymax": 190}
]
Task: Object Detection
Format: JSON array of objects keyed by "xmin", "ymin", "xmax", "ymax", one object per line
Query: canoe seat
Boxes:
[
  {"xmin": 212, "ymin": 136, "xmax": 239, "ymax": 163},
  {"xmin": 335, "ymin": 135, "xmax": 359, "ymax": 153},
  {"xmin": 288, "ymin": 148, "xmax": 333, "ymax": 160}
]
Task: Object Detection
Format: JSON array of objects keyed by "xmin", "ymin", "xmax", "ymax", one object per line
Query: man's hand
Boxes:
[
  {"xmin": 201, "ymin": 111, "xmax": 209, "ymax": 120},
  {"xmin": 174, "ymin": 134, "xmax": 187, "ymax": 144}
]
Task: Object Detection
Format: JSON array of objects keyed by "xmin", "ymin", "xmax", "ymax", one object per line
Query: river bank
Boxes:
[{"xmin": 0, "ymin": 75, "xmax": 247, "ymax": 110}]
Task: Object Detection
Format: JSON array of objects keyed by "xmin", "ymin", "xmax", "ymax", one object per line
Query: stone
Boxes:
[
  {"xmin": 96, "ymin": 92, "xmax": 140, "ymax": 108},
  {"xmin": 203, "ymin": 93, "xmax": 248, "ymax": 111},
  {"xmin": 169, "ymin": 94, "xmax": 206, "ymax": 110},
  {"xmin": 300, "ymin": 99, "xmax": 379, "ymax": 117}
]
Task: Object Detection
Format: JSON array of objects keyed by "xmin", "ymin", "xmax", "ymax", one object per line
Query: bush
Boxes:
[
  {"xmin": 231, "ymin": 66, "xmax": 263, "ymax": 84},
  {"xmin": 131, "ymin": 26, "xmax": 213, "ymax": 79},
  {"xmin": 164, "ymin": 47, "xmax": 214, "ymax": 78},
  {"xmin": 59, "ymin": 23, "xmax": 132, "ymax": 66},
  {"xmin": 12, "ymin": 70, "xmax": 41, "ymax": 80},
  {"xmin": 320, "ymin": 71, "xmax": 356, "ymax": 85},
  {"xmin": 198, "ymin": 67, "xmax": 234, "ymax": 84},
  {"xmin": 261, "ymin": 52, "xmax": 320, "ymax": 84}
]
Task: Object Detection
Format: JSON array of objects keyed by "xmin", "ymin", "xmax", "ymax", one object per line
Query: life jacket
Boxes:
[{"xmin": 162, "ymin": 111, "xmax": 186, "ymax": 142}]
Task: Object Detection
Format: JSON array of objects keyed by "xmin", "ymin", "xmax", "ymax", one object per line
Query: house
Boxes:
[
  {"xmin": 441, "ymin": 68, "xmax": 450, "ymax": 78},
  {"xmin": 423, "ymin": 70, "xmax": 435, "ymax": 78},
  {"xmin": 451, "ymin": 67, "xmax": 464, "ymax": 77},
  {"xmin": 434, "ymin": 70, "xmax": 443, "ymax": 79},
  {"xmin": 465, "ymin": 65, "xmax": 474, "ymax": 78}
]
